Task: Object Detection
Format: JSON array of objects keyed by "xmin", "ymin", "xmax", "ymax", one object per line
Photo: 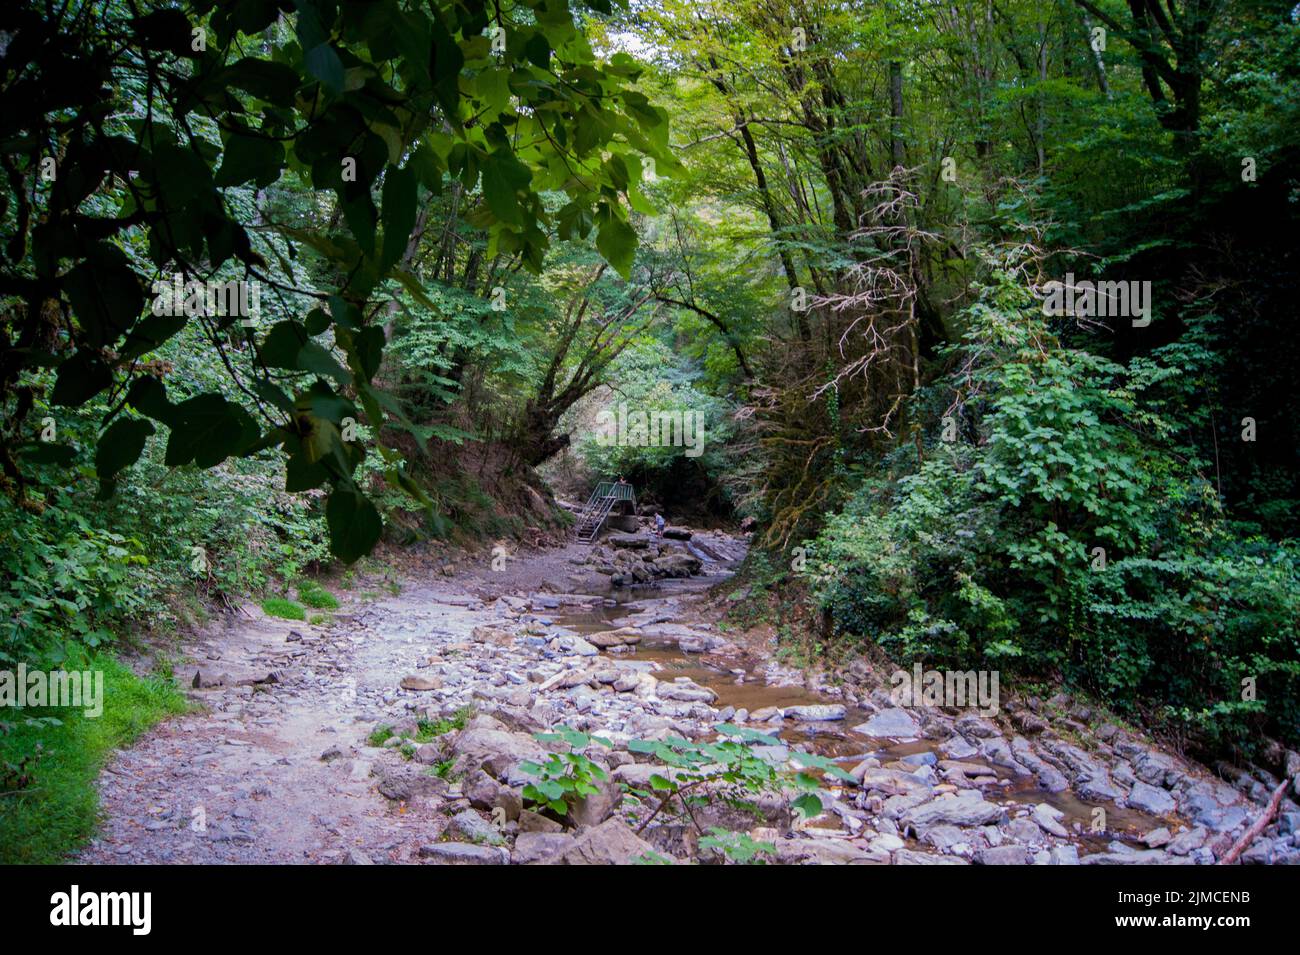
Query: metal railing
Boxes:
[{"xmin": 573, "ymin": 481, "xmax": 637, "ymax": 542}]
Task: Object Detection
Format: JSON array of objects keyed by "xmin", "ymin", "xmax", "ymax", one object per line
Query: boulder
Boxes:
[
  {"xmin": 854, "ymin": 708, "xmax": 921, "ymax": 738},
  {"xmin": 784, "ymin": 704, "xmax": 846, "ymax": 722},
  {"xmin": 652, "ymin": 553, "xmax": 702, "ymax": 577},
  {"xmin": 448, "ymin": 809, "xmax": 504, "ymax": 845},
  {"xmin": 904, "ymin": 794, "xmax": 1005, "ymax": 829},
  {"xmin": 539, "ymin": 819, "xmax": 663, "ymax": 865},
  {"xmin": 513, "ymin": 832, "xmax": 578, "ymax": 865},
  {"xmin": 975, "ymin": 845, "xmax": 1030, "ymax": 865},
  {"xmin": 1127, "ymin": 781, "xmax": 1176, "ymax": 816},
  {"xmin": 567, "ymin": 773, "xmax": 623, "ymax": 828},
  {"xmin": 463, "ymin": 770, "xmax": 523, "ymax": 822},
  {"xmin": 418, "ymin": 843, "xmax": 508, "ymax": 865},
  {"xmin": 451, "ymin": 724, "xmax": 547, "ymax": 782},
  {"xmin": 893, "ymin": 848, "xmax": 969, "ymax": 865}
]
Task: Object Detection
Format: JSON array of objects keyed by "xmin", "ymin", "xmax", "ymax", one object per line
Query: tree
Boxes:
[{"xmin": 0, "ymin": 0, "xmax": 676, "ymax": 560}]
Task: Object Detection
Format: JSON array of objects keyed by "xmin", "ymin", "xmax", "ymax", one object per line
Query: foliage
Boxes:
[
  {"xmin": 296, "ymin": 580, "xmax": 339, "ymax": 610},
  {"xmin": 519, "ymin": 726, "xmax": 612, "ymax": 818},
  {"xmin": 624, "ymin": 723, "xmax": 852, "ymax": 832},
  {"xmin": 807, "ymin": 275, "xmax": 1300, "ymax": 752},
  {"xmin": 0, "ymin": 656, "xmax": 187, "ymax": 863},
  {"xmin": 261, "ymin": 597, "xmax": 305, "ymax": 621},
  {"xmin": 1, "ymin": 0, "xmax": 677, "ymax": 563},
  {"xmin": 698, "ymin": 826, "xmax": 776, "ymax": 864}
]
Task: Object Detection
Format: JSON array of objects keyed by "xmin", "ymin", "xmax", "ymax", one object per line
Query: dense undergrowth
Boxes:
[{"xmin": 801, "ymin": 275, "xmax": 1300, "ymax": 758}]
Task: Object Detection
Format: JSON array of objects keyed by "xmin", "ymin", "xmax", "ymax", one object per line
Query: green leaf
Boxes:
[
  {"xmin": 96, "ymin": 418, "xmax": 155, "ymax": 497},
  {"xmin": 792, "ymin": 793, "xmax": 824, "ymax": 820},
  {"xmin": 305, "ymin": 43, "xmax": 344, "ymax": 94},
  {"xmin": 215, "ymin": 130, "xmax": 285, "ymax": 188},
  {"xmin": 163, "ymin": 394, "xmax": 257, "ymax": 468},
  {"xmin": 51, "ymin": 352, "xmax": 113, "ymax": 406},
  {"xmin": 379, "ymin": 165, "xmax": 418, "ymax": 273},
  {"xmin": 595, "ymin": 207, "xmax": 636, "ymax": 279},
  {"xmin": 480, "ymin": 152, "xmax": 531, "ymax": 226},
  {"xmin": 325, "ymin": 487, "xmax": 383, "ymax": 563}
]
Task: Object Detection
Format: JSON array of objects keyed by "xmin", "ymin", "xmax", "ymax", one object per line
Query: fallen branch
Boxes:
[{"xmin": 1216, "ymin": 778, "xmax": 1291, "ymax": 865}]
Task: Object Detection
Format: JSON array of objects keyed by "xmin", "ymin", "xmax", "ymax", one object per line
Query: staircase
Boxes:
[{"xmin": 573, "ymin": 481, "xmax": 637, "ymax": 543}]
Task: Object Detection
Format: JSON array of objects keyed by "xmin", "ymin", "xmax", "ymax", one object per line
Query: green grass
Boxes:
[
  {"xmin": 0, "ymin": 656, "xmax": 187, "ymax": 864},
  {"xmin": 297, "ymin": 581, "xmax": 339, "ymax": 610},
  {"xmin": 262, "ymin": 597, "xmax": 306, "ymax": 620},
  {"xmin": 368, "ymin": 708, "xmax": 472, "ymax": 750},
  {"xmin": 414, "ymin": 706, "xmax": 472, "ymax": 743}
]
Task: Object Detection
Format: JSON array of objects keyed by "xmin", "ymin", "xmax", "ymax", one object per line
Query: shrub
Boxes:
[{"xmin": 807, "ymin": 279, "xmax": 1300, "ymax": 753}]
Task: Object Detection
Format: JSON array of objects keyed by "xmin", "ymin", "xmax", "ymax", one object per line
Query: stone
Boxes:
[
  {"xmin": 1142, "ymin": 827, "xmax": 1172, "ymax": 848},
  {"xmin": 1049, "ymin": 845, "xmax": 1080, "ymax": 865},
  {"xmin": 975, "ymin": 845, "xmax": 1029, "ymax": 865},
  {"xmin": 418, "ymin": 843, "xmax": 508, "ymax": 865},
  {"xmin": 783, "ymin": 704, "xmax": 846, "ymax": 722},
  {"xmin": 652, "ymin": 553, "xmax": 703, "ymax": 577},
  {"xmin": 517, "ymin": 809, "xmax": 564, "ymax": 833},
  {"xmin": 1032, "ymin": 803, "xmax": 1069, "ymax": 837},
  {"xmin": 400, "ymin": 675, "xmax": 441, "ymax": 691},
  {"xmin": 448, "ymin": 809, "xmax": 504, "ymax": 845},
  {"xmin": 1134, "ymin": 751, "xmax": 1180, "ymax": 787},
  {"xmin": 955, "ymin": 715, "xmax": 1001, "ymax": 738},
  {"xmin": 608, "ymin": 534, "xmax": 649, "ymax": 550},
  {"xmin": 774, "ymin": 838, "xmax": 887, "ymax": 865},
  {"xmin": 413, "ymin": 742, "xmax": 446, "ymax": 765},
  {"xmin": 451, "ymin": 726, "xmax": 547, "ymax": 782},
  {"xmin": 656, "ymin": 681, "xmax": 717, "ymax": 704},
  {"xmin": 920, "ymin": 824, "xmax": 974, "ymax": 853},
  {"xmin": 1167, "ymin": 826, "xmax": 1208, "ymax": 856},
  {"xmin": 1004, "ymin": 817, "xmax": 1045, "ymax": 845},
  {"xmin": 1127, "ymin": 781, "xmax": 1176, "ymax": 815},
  {"xmin": 463, "ymin": 770, "xmax": 523, "ymax": 822},
  {"xmin": 893, "ymin": 848, "xmax": 969, "ymax": 865},
  {"xmin": 1080, "ymin": 848, "xmax": 1174, "ymax": 865},
  {"xmin": 513, "ymin": 832, "xmax": 577, "ymax": 865},
  {"xmin": 1180, "ymin": 790, "xmax": 1250, "ymax": 832},
  {"xmin": 540, "ymin": 819, "xmax": 663, "ymax": 865},
  {"xmin": 470, "ymin": 626, "xmax": 515, "ymax": 647},
  {"xmin": 1010, "ymin": 736, "xmax": 1070, "ymax": 792},
  {"xmin": 854, "ymin": 767, "xmax": 933, "ymax": 797},
  {"xmin": 940, "ymin": 735, "xmax": 979, "ymax": 760},
  {"xmin": 854, "ymin": 708, "xmax": 921, "ymax": 738},
  {"xmin": 904, "ymin": 794, "xmax": 1005, "ymax": 828},
  {"xmin": 568, "ymin": 774, "xmax": 622, "ymax": 828}
]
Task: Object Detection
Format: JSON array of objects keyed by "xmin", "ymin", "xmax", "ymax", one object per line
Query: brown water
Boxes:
[{"xmin": 551, "ymin": 590, "xmax": 1165, "ymax": 845}]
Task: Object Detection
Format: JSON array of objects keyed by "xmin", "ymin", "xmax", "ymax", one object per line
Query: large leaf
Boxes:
[
  {"xmin": 96, "ymin": 417, "xmax": 155, "ymax": 497},
  {"xmin": 325, "ymin": 487, "xmax": 383, "ymax": 563},
  {"xmin": 379, "ymin": 165, "xmax": 418, "ymax": 273}
]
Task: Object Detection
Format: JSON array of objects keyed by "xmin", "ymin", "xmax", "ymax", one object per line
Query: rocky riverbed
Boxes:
[{"xmin": 79, "ymin": 529, "xmax": 1299, "ymax": 865}]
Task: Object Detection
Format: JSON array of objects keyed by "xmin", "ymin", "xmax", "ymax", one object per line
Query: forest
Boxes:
[{"xmin": 1, "ymin": 0, "xmax": 1298, "ymax": 872}]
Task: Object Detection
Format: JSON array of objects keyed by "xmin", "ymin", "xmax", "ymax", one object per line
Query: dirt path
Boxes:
[
  {"xmin": 78, "ymin": 535, "xmax": 1293, "ymax": 865},
  {"xmin": 77, "ymin": 537, "xmax": 741, "ymax": 864}
]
